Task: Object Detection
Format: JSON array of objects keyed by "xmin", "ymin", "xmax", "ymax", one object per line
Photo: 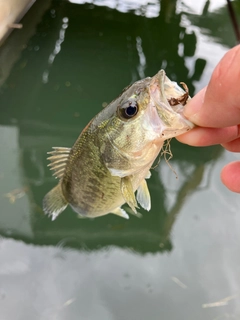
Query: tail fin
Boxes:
[{"xmin": 43, "ymin": 184, "xmax": 68, "ymax": 221}]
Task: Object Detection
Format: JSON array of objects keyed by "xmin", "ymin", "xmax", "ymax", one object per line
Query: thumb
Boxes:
[{"xmin": 184, "ymin": 44, "xmax": 240, "ymax": 128}]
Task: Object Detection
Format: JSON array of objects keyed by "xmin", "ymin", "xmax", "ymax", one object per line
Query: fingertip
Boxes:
[{"xmin": 221, "ymin": 161, "xmax": 240, "ymax": 193}]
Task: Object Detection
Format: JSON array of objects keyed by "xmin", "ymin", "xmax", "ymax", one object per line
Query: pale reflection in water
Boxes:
[
  {"xmin": 42, "ymin": 17, "xmax": 69, "ymax": 84},
  {"xmin": 0, "ymin": 232, "xmax": 240, "ymax": 319},
  {"xmin": 68, "ymin": 0, "xmax": 160, "ymax": 18}
]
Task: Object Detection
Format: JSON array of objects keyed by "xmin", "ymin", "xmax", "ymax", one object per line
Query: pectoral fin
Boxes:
[
  {"xmin": 120, "ymin": 177, "xmax": 138, "ymax": 214},
  {"xmin": 111, "ymin": 207, "xmax": 129, "ymax": 219},
  {"xmin": 137, "ymin": 179, "xmax": 151, "ymax": 211}
]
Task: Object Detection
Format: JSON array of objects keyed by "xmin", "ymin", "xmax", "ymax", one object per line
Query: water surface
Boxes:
[{"xmin": 0, "ymin": 1, "xmax": 240, "ymax": 319}]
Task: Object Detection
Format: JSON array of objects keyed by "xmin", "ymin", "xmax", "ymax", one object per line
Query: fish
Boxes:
[{"xmin": 43, "ymin": 70, "xmax": 194, "ymax": 221}]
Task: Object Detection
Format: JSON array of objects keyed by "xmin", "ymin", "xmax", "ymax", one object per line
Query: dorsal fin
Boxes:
[{"xmin": 47, "ymin": 147, "xmax": 71, "ymax": 179}]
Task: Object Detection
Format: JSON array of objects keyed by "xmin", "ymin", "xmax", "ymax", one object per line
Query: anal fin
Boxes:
[
  {"xmin": 43, "ymin": 183, "xmax": 68, "ymax": 221},
  {"xmin": 111, "ymin": 207, "xmax": 129, "ymax": 219}
]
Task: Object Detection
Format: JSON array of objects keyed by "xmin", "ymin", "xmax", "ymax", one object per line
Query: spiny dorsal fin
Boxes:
[{"xmin": 47, "ymin": 147, "xmax": 71, "ymax": 179}]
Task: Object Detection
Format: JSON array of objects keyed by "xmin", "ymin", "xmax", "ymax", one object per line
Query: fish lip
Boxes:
[{"xmin": 149, "ymin": 70, "xmax": 194, "ymax": 136}]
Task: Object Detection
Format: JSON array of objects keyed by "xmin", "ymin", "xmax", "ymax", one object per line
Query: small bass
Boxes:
[{"xmin": 43, "ymin": 70, "xmax": 194, "ymax": 220}]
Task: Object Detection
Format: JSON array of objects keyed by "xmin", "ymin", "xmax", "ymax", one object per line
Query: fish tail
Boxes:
[{"xmin": 43, "ymin": 184, "xmax": 68, "ymax": 221}]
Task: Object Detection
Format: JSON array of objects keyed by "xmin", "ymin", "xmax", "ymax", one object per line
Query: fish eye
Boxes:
[{"xmin": 118, "ymin": 101, "xmax": 139, "ymax": 120}]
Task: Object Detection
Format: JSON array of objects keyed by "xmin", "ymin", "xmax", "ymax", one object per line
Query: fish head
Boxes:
[
  {"xmin": 102, "ymin": 69, "xmax": 194, "ymax": 150},
  {"xmin": 148, "ymin": 69, "xmax": 194, "ymax": 139},
  {"xmin": 96, "ymin": 70, "xmax": 194, "ymax": 177}
]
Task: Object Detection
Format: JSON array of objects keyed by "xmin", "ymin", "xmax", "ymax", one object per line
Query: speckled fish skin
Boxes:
[{"xmin": 43, "ymin": 70, "xmax": 194, "ymax": 221}]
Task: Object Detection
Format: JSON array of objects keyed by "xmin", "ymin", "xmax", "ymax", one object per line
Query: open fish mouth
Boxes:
[{"xmin": 149, "ymin": 69, "xmax": 194, "ymax": 137}]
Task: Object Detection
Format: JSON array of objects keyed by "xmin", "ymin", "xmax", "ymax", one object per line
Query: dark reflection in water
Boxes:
[
  {"xmin": 0, "ymin": 0, "xmax": 234, "ymax": 255},
  {"xmin": 185, "ymin": 0, "xmax": 240, "ymax": 46}
]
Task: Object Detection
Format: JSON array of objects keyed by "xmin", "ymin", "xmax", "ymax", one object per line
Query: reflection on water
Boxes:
[
  {"xmin": 0, "ymin": 0, "xmax": 240, "ymax": 319},
  {"xmin": 68, "ymin": 0, "xmax": 160, "ymax": 18},
  {"xmin": 185, "ymin": 0, "xmax": 240, "ymax": 47},
  {"xmin": 42, "ymin": 16, "xmax": 69, "ymax": 84}
]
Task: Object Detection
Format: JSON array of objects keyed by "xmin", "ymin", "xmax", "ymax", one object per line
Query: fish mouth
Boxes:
[{"xmin": 149, "ymin": 70, "xmax": 194, "ymax": 138}]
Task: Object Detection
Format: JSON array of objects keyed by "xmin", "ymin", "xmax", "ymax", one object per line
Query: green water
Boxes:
[{"xmin": 0, "ymin": 0, "xmax": 240, "ymax": 319}]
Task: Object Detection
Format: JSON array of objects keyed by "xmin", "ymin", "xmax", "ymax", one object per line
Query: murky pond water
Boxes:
[{"xmin": 0, "ymin": 0, "xmax": 240, "ymax": 319}]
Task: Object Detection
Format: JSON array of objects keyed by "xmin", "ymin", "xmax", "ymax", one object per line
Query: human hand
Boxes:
[{"xmin": 177, "ymin": 44, "xmax": 240, "ymax": 192}]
